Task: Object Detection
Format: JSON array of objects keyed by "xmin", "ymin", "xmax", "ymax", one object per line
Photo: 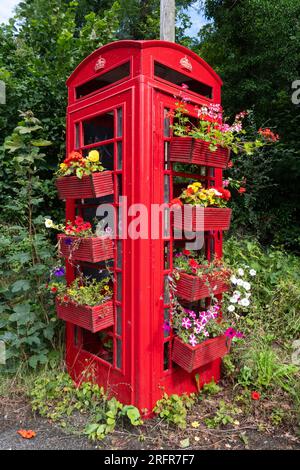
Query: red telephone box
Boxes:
[{"xmin": 63, "ymin": 40, "xmax": 225, "ymax": 414}]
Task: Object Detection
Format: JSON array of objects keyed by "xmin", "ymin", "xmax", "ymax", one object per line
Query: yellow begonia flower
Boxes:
[
  {"xmin": 87, "ymin": 150, "xmax": 100, "ymax": 162},
  {"xmin": 60, "ymin": 163, "xmax": 68, "ymax": 171},
  {"xmin": 192, "ymin": 182, "xmax": 202, "ymax": 188}
]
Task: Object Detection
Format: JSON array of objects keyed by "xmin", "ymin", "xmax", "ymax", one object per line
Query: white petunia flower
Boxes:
[
  {"xmin": 228, "ymin": 305, "xmax": 235, "ymax": 312},
  {"xmin": 237, "ymin": 279, "xmax": 244, "ymax": 286},
  {"xmin": 233, "ymin": 291, "xmax": 241, "ymax": 297},
  {"xmin": 239, "ymin": 298, "xmax": 250, "ymax": 307},
  {"xmin": 243, "ymin": 281, "xmax": 251, "ymax": 291},
  {"xmin": 230, "ymin": 296, "xmax": 238, "ymax": 304},
  {"xmin": 237, "ymin": 268, "xmax": 244, "ymax": 276},
  {"xmin": 249, "ymin": 269, "xmax": 257, "ymax": 277},
  {"xmin": 45, "ymin": 218, "xmax": 54, "ymax": 228},
  {"xmin": 230, "ymin": 276, "xmax": 238, "ymax": 285}
]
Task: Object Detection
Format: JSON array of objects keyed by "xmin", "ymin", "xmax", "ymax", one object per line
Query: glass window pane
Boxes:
[
  {"xmin": 117, "ymin": 305, "xmax": 122, "ymax": 336},
  {"xmin": 76, "ymin": 62, "xmax": 130, "ymax": 99},
  {"xmin": 117, "ymin": 174, "xmax": 123, "ymax": 197},
  {"xmin": 83, "ymin": 143, "xmax": 114, "ymax": 171},
  {"xmin": 116, "ymin": 339, "xmax": 122, "ymax": 369},
  {"xmin": 164, "ymin": 342, "xmax": 169, "ymax": 370},
  {"xmin": 75, "ymin": 123, "xmax": 80, "ymax": 148},
  {"xmin": 164, "ymin": 275, "xmax": 170, "ymax": 304},
  {"xmin": 83, "ymin": 112, "xmax": 114, "ymax": 145},
  {"xmin": 164, "ymin": 141, "xmax": 170, "ymax": 169},
  {"xmin": 164, "ymin": 242, "xmax": 170, "ymax": 269},
  {"xmin": 117, "ymin": 240, "xmax": 122, "ymax": 268},
  {"xmin": 117, "ymin": 272, "xmax": 122, "ymax": 302},
  {"xmin": 164, "ymin": 308, "xmax": 170, "ymax": 338},
  {"xmin": 164, "ymin": 108, "xmax": 170, "ymax": 137},
  {"xmin": 117, "ymin": 108, "xmax": 123, "ymax": 137},
  {"xmin": 117, "ymin": 141, "xmax": 122, "ymax": 170},
  {"xmin": 164, "ymin": 175, "xmax": 170, "ymax": 203}
]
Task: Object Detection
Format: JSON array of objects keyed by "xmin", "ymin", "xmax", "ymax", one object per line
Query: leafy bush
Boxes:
[
  {"xmin": 30, "ymin": 370, "xmax": 142, "ymax": 440},
  {"xmin": 153, "ymin": 393, "xmax": 196, "ymax": 429}
]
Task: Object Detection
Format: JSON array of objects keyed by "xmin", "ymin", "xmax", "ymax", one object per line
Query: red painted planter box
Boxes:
[
  {"xmin": 175, "ymin": 272, "xmax": 229, "ymax": 302},
  {"xmin": 56, "ymin": 299, "xmax": 114, "ymax": 333},
  {"xmin": 56, "ymin": 171, "xmax": 113, "ymax": 199},
  {"xmin": 172, "ymin": 335, "xmax": 231, "ymax": 373},
  {"xmin": 58, "ymin": 235, "xmax": 114, "ymax": 263},
  {"xmin": 170, "ymin": 137, "xmax": 230, "ymax": 169},
  {"xmin": 173, "ymin": 206, "xmax": 232, "ymax": 232}
]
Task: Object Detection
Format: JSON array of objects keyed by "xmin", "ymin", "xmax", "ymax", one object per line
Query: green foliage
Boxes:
[
  {"xmin": 197, "ymin": 0, "xmax": 300, "ymax": 251},
  {"xmin": 223, "ymin": 236, "xmax": 300, "ymax": 408},
  {"xmin": 237, "ymin": 344, "xmax": 299, "ymax": 394},
  {"xmin": 30, "ymin": 370, "xmax": 142, "ymax": 439},
  {"xmin": 50, "ymin": 276, "xmax": 113, "ymax": 306},
  {"xmin": 205, "ymin": 400, "xmax": 241, "ymax": 429},
  {"xmin": 202, "ymin": 379, "xmax": 222, "ymax": 396},
  {"xmin": 153, "ymin": 393, "xmax": 196, "ymax": 429},
  {"xmin": 0, "ymin": 112, "xmax": 60, "ymax": 371}
]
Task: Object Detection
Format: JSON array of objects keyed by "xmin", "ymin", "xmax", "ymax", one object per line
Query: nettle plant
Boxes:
[
  {"xmin": 56, "ymin": 149, "xmax": 105, "ymax": 179},
  {"xmin": 48, "ymin": 273, "xmax": 112, "ymax": 307},
  {"xmin": 170, "ymin": 87, "xmax": 279, "ymax": 154}
]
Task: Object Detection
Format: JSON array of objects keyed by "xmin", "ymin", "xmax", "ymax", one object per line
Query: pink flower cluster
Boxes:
[{"xmin": 181, "ymin": 305, "xmax": 220, "ymax": 346}]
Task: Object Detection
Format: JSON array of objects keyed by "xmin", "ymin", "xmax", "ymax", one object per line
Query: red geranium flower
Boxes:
[
  {"xmin": 227, "ymin": 160, "xmax": 234, "ymax": 168},
  {"xmin": 189, "ymin": 259, "xmax": 199, "ymax": 270},
  {"xmin": 238, "ymin": 187, "xmax": 246, "ymax": 194},
  {"xmin": 75, "ymin": 216, "xmax": 84, "ymax": 226},
  {"xmin": 251, "ymin": 391, "xmax": 261, "ymax": 401},
  {"xmin": 169, "ymin": 198, "xmax": 183, "ymax": 207},
  {"xmin": 183, "ymin": 249, "xmax": 191, "ymax": 256},
  {"xmin": 51, "ymin": 286, "xmax": 58, "ymax": 293},
  {"xmin": 215, "ymin": 187, "xmax": 231, "ymax": 201}
]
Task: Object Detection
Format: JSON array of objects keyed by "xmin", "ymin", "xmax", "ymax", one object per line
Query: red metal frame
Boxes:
[{"xmin": 62, "ymin": 40, "xmax": 226, "ymax": 414}]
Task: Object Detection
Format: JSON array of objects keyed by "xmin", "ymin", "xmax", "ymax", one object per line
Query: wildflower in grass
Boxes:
[{"xmin": 251, "ymin": 391, "xmax": 261, "ymax": 401}]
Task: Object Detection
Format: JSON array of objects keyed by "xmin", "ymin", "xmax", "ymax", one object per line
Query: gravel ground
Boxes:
[{"xmin": 1, "ymin": 395, "xmax": 300, "ymax": 450}]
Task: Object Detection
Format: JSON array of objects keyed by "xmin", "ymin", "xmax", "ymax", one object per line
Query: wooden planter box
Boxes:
[
  {"xmin": 175, "ymin": 272, "xmax": 229, "ymax": 302},
  {"xmin": 56, "ymin": 171, "xmax": 113, "ymax": 199},
  {"xmin": 56, "ymin": 299, "xmax": 114, "ymax": 333},
  {"xmin": 172, "ymin": 335, "xmax": 231, "ymax": 373},
  {"xmin": 173, "ymin": 206, "xmax": 232, "ymax": 232},
  {"xmin": 58, "ymin": 234, "xmax": 114, "ymax": 263},
  {"xmin": 170, "ymin": 137, "xmax": 230, "ymax": 169}
]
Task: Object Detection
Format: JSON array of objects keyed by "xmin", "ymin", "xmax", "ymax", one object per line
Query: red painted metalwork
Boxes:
[
  {"xmin": 58, "ymin": 235, "xmax": 114, "ymax": 263},
  {"xmin": 173, "ymin": 207, "xmax": 232, "ymax": 232},
  {"xmin": 56, "ymin": 299, "xmax": 114, "ymax": 333},
  {"xmin": 172, "ymin": 336, "xmax": 231, "ymax": 373},
  {"xmin": 170, "ymin": 137, "xmax": 230, "ymax": 168},
  {"xmin": 61, "ymin": 40, "xmax": 227, "ymax": 414},
  {"xmin": 175, "ymin": 272, "xmax": 229, "ymax": 302},
  {"xmin": 56, "ymin": 171, "xmax": 114, "ymax": 199}
]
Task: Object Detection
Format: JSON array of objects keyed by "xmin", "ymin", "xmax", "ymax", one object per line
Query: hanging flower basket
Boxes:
[
  {"xmin": 57, "ymin": 235, "xmax": 114, "ymax": 263},
  {"xmin": 172, "ymin": 335, "xmax": 231, "ymax": 373},
  {"xmin": 56, "ymin": 171, "xmax": 114, "ymax": 200},
  {"xmin": 173, "ymin": 206, "xmax": 232, "ymax": 232},
  {"xmin": 56, "ymin": 298, "xmax": 114, "ymax": 333},
  {"xmin": 175, "ymin": 272, "xmax": 229, "ymax": 302},
  {"xmin": 170, "ymin": 137, "xmax": 230, "ymax": 169}
]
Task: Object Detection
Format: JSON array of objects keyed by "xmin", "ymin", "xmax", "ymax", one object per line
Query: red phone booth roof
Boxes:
[{"xmin": 66, "ymin": 40, "xmax": 222, "ymax": 105}]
